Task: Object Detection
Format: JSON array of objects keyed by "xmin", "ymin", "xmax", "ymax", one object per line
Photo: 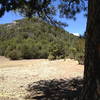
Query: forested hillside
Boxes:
[{"xmin": 0, "ymin": 18, "xmax": 85, "ymax": 64}]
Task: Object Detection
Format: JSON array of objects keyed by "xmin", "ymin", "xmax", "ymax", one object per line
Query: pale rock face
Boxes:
[
  {"xmin": 12, "ymin": 21, "xmax": 17, "ymax": 24},
  {"xmin": 72, "ymin": 33, "xmax": 80, "ymax": 36}
]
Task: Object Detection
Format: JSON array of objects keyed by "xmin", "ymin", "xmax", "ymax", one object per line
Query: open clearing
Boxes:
[{"xmin": 0, "ymin": 56, "xmax": 84, "ymax": 100}]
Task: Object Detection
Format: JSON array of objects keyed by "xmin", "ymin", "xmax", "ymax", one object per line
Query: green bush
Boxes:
[
  {"xmin": 7, "ymin": 49, "xmax": 21, "ymax": 60},
  {"xmin": 49, "ymin": 42, "xmax": 66, "ymax": 59},
  {"xmin": 0, "ymin": 44, "xmax": 7, "ymax": 55},
  {"xmin": 56, "ymin": 55, "xmax": 65, "ymax": 59},
  {"xmin": 75, "ymin": 53, "xmax": 84, "ymax": 65},
  {"xmin": 39, "ymin": 50, "xmax": 48, "ymax": 59},
  {"xmin": 4, "ymin": 45, "xmax": 16, "ymax": 57},
  {"xmin": 20, "ymin": 44, "xmax": 34, "ymax": 59},
  {"xmin": 48, "ymin": 54, "xmax": 55, "ymax": 60}
]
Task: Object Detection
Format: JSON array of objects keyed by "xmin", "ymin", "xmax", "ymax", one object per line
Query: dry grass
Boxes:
[{"xmin": 0, "ymin": 56, "xmax": 84, "ymax": 100}]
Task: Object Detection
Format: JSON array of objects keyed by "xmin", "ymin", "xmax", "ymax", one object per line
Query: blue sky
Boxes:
[
  {"xmin": 65, "ymin": 12, "xmax": 87, "ymax": 36},
  {"xmin": 0, "ymin": 11, "xmax": 87, "ymax": 36},
  {"xmin": 0, "ymin": 11, "xmax": 23, "ymax": 24}
]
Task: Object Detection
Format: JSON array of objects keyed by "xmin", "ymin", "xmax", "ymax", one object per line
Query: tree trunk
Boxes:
[{"xmin": 80, "ymin": 0, "xmax": 100, "ymax": 100}]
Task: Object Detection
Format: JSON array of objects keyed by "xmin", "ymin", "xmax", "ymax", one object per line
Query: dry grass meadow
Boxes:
[{"xmin": 0, "ymin": 56, "xmax": 84, "ymax": 100}]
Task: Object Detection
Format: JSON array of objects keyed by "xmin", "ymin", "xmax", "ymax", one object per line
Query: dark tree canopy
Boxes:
[
  {"xmin": 0, "ymin": 0, "xmax": 88, "ymax": 27},
  {"xmin": 0, "ymin": 0, "xmax": 53, "ymax": 17},
  {"xmin": 58, "ymin": 0, "xmax": 88, "ymax": 20}
]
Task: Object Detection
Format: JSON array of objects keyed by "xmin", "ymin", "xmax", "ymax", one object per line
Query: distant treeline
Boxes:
[{"xmin": 0, "ymin": 18, "xmax": 85, "ymax": 64}]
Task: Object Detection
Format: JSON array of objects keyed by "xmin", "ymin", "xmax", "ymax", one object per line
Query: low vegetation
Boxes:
[{"xmin": 0, "ymin": 18, "xmax": 85, "ymax": 64}]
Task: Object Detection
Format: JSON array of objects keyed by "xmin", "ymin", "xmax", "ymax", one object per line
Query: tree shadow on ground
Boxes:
[{"xmin": 25, "ymin": 77, "xmax": 83, "ymax": 100}]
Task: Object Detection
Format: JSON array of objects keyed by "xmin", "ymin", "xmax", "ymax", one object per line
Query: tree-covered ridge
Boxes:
[{"xmin": 0, "ymin": 18, "xmax": 85, "ymax": 64}]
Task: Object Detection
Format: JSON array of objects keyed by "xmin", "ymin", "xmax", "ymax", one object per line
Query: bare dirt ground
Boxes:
[{"xmin": 0, "ymin": 56, "xmax": 84, "ymax": 100}]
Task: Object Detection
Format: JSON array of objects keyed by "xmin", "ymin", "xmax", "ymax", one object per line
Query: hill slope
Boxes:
[{"xmin": 0, "ymin": 18, "xmax": 85, "ymax": 64}]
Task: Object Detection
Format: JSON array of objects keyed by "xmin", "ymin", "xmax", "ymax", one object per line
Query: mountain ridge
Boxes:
[{"xmin": 0, "ymin": 18, "xmax": 84, "ymax": 64}]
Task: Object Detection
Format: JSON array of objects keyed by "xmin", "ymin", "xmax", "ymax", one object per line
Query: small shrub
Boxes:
[
  {"xmin": 75, "ymin": 53, "xmax": 84, "ymax": 65},
  {"xmin": 21, "ymin": 48, "xmax": 34, "ymax": 59},
  {"xmin": 7, "ymin": 49, "xmax": 21, "ymax": 60},
  {"xmin": 0, "ymin": 45, "xmax": 7, "ymax": 56},
  {"xmin": 39, "ymin": 49, "xmax": 48, "ymax": 59},
  {"xmin": 4, "ymin": 45, "xmax": 16, "ymax": 57},
  {"xmin": 20, "ymin": 43, "xmax": 35, "ymax": 59},
  {"xmin": 48, "ymin": 54, "xmax": 55, "ymax": 60},
  {"xmin": 56, "ymin": 55, "xmax": 65, "ymax": 59}
]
